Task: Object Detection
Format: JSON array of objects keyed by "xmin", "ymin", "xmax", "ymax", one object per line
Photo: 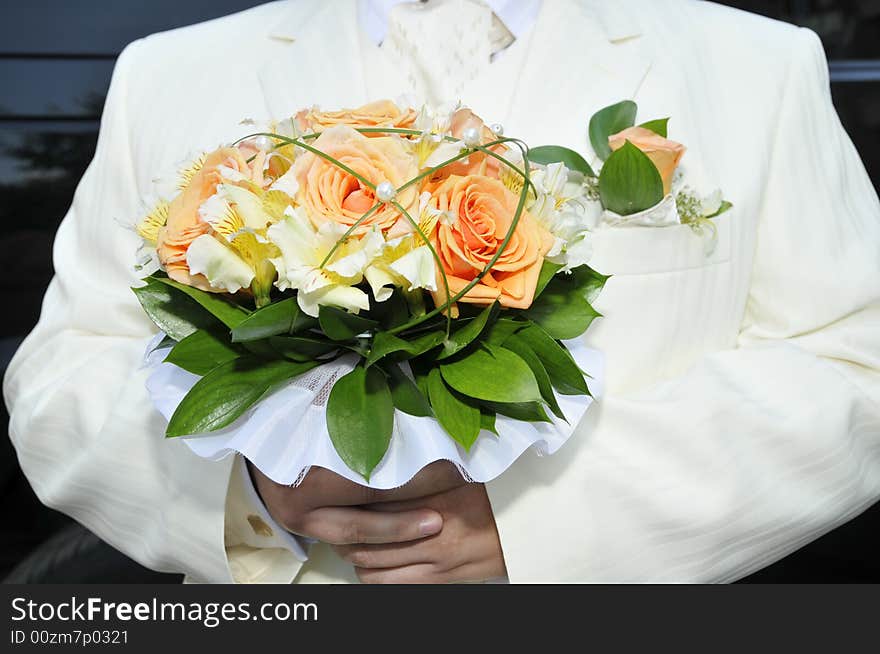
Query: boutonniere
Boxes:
[{"xmin": 527, "ymin": 100, "xmax": 732, "ymax": 253}]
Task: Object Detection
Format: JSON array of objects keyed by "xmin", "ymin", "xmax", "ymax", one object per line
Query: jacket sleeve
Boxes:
[
  {"xmin": 486, "ymin": 28, "xmax": 880, "ymax": 582},
  {"xmin": 3, "ymin": 40, "xmax": 268, "ymax": 583}
]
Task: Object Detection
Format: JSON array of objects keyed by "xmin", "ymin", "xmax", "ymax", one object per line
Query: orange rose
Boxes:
[
  {"xmin": 608, "ymin": 127, "xmax": 686, "ymax": 195},
  {"xmin": 296, "ymin": 99, "xmax": 417, "ymax": 135},
  {"xmin": 156, "ymin": 147, "xmax": 258, "ymax": 291},
  {"xmin": 294, "ymin": 125, "xmax": 418, "ymax": 234},
  {"xmin": 427, "ymin": 175, "xmax": 554, "ymax": 310},
  {"xmin": 432, "ymin": 107, "xmax": 505, "ymax": 180}
]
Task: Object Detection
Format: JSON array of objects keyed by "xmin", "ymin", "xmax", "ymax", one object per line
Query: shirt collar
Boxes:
[{"xmin": 357, "ymin": 0, "xmax": 542, "ymax": 46}]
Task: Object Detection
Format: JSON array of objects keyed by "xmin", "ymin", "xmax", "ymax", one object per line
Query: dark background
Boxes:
[{"xmin": 1, "ymin": 0, "xmax": 878, "ymax": 583}]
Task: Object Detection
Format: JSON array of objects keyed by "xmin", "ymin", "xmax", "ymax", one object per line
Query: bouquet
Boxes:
[{"xmin": 134, "ymin": 99, "xmax": 729, "ymax": 484}]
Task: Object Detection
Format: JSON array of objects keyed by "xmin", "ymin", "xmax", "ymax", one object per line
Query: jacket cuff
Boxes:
[{"xmin": 224, "ymin": 455, "xmax": 308, "ymax": 583}]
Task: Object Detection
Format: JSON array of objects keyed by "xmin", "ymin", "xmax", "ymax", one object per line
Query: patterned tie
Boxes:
[{"xmin": 381, "ymin": 0, "xmax": 500, "ymax": 105}]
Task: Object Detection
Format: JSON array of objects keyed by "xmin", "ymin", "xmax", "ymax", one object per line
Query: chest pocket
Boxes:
[
  {"xmin": 588, "ymin": 214, "xmax": 731, "ymax": 276},
  {"xmin": 582, "ymin": 213, "xmax": 736, "ymax": 393}
]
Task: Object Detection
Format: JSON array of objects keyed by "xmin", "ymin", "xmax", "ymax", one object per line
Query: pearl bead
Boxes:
[
  {"xmin": 254, "ymin": 135, "xmax": 273, "ymax": 152},
  {"xmin": 490, "ymin": 123, "xmax": 504, "ymax": 136},
  {"xmin": 462, "ymin": 127, "xmax": 481, "ymax": 147},
  {"xmin": 375, "ymin": 181, "xmax": 396, "ymax": 203}
]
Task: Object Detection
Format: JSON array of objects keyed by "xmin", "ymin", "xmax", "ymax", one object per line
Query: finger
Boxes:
[
  {"xmin": 355, "ymin": 564, "xmax": 440, "ymax": 584},
  {"xmin": 357, "ymin": 561, "xmax": 506, "ymax": 584},
  {"xmin": 333, "ymin": 538, "xmax": 438, "ymax": 570},
  {"xmin": 300, "ymin": 506, "xmax": 443, "ymax": 545}
]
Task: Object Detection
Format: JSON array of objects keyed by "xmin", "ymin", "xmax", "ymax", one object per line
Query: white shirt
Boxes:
[{"xmin": 359, "ymin": 0, "xmax": 542, "ymax": 48}]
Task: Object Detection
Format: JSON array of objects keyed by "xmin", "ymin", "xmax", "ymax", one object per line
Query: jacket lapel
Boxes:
[
  {"xmin": 257, "ymin": 0, "xmax": 367, "ymax": 121},
  {"xmin": 505, "ymin": 0, "xmax": 654, "ymax": 160}
]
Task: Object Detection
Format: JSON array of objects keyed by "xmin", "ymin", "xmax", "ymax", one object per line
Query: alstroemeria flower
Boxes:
[
  {"xmin": 364, "ymin": 237, "xmax": 438, "ymax": 302},
  {"xmin": 185, "ymin": 234, "xmax": 257, "ymax": 294},
  {"xmin": 181, "ymin": 172, "xmax": 294, "ymax": 303},
  {"xmin": 267, "ymin": 207, "xmax": 378, "ymax": 317},
  {"xmin": 527, "ymin": 162, "xmax": 600, "ymax": 271}
]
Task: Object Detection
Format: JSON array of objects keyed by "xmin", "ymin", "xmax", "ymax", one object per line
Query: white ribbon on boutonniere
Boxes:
[{"xmin": 600, "ymin": 194, "xmax": 680, "ymax": 228}]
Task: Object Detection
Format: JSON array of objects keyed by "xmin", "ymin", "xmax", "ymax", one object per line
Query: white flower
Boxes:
[
  {"xmin": 700, "ymin": 189, "xmax": 723, "ymax": 217},
  {"xmin": 267, "ymin": 207, "xmax": 373, "ymax": 317},
  {"xmin": 364, "ymin": 242, "xmax": 437, "ymax": 301},
  {"xmin": 528, "ymin": 162, "xmax": 601, "ymax": 270},
  {"xmin": 414, "ymin": 102, "xmax": 458, "ymax": 135},
  {"xmin": 423, "ymin": 139, "xmax": 466, "ymax": 169},
  {"xmin": 185, "ymin": 235, "xmax": 255, "ymax": 294},
  {"xmin": 270, "ymin": 167, "xmax": 299, "ymax": 198}
]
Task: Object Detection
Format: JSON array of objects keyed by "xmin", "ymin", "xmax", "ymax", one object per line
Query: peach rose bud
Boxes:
[{"xmin": 608, "ymin": 126, "xmax": 686, "ymax": 195}]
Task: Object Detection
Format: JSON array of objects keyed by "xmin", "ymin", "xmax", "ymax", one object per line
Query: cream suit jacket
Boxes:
[{"xmin": 5, "ymin": 0, "xmax": 880, "ymax": 583}]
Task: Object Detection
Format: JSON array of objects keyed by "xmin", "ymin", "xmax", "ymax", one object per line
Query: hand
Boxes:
[
  {"xmin": 333, "ymin": 482, "xmax": 507, "ymax": 583},
  {"xmin": 249, "ymin": 461, "xmax": 466, "ymax": 546}
]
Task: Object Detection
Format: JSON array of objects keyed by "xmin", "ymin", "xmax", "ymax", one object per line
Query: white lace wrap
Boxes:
[{"xmin": 143, "ymin": 335, "xmax": 603, "ymax": 489}]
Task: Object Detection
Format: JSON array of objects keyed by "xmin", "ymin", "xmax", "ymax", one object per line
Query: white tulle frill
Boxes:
[{"xmin": 143, "ymin": 335, "xmax": 604, "ymax": 489}]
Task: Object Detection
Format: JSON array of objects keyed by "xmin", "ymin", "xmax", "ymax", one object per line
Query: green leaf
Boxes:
[
  {"xmin": 481, "ymin": 400, "xmax": 552, "ymax": 423},
  {"xmin": 318, "ymin": 306, "xmax": 379, "ymax": 341},
  {"xmin": 565, "ymin": 265, "xmax": 611, "ymax": 304},
  {"xmin": 480, "ymin": 409, "xmax": 498, "ymax": 435},
  {"xmin": 598, "ymin": 141, "xmax": 665, "ymax": 216},
  {"xmin": 132, "ymin": 279, "xmax": 218, "ymax": 342},
  {"xmin": 366, "ymin": 332, "xmax": 410, "ymax": 367},
  {"xmin": 519, "ymin": 324, "xmax": 589, "ymax": 396},
  {"xmin": 166, "ymin": 357, "xmax": 317, "ymax": 437},
  {"xmin": 383, "ymin": 363, "xmax": 432, "ymax": 417},
  {"xmin": 152, "ymin": 275, "xmax": 249, "ymax": 328},
  {"xmin": 589, "ymin": 100, "xmax": 638, "ymax": 160},
  {"xmin": 164, "ymin": 329, "xmax": 242, "ymax": 376},
  {"xmin": 426, "ymin": 368, "xmax": 481, "ymax": 451},
  {"xmin": 639, "ymin": 117, "xmax": 669, "ymax": 138},
  {"xmin": 483, "ymin": 318, "xmax": 527, "ymax": 345},
  {"xmin": 534, "ymin": 261, "xmax": 563, "ymax": 299},
  {"xmin": 440, "ymin": 345, "xmax": 542, "ymax": 404},
  {"xmin": 501, "ymin": 334, "xmax": 566, "ymax": 420},
  {"xmin": 268, "ymin": 335, "xmax": 339, "ymax": 362},
  {"xmin": 326, "ymin": 366, "xmax": 394, "ymax": 480},
  {"xmin": 241, "ymin": 340, "xmax": 283, "ymax": 360},
  {"xmin": 523, "ymin": 265, "xmax": 608, "ymax": 340},
  {"xmin": 523, "ymin": 293, "xmax": 600, "ymax": 341},
  {"xmin": 437, "ymin": 301, "xmax": 499, "ymax": 360},
  {"xmin": 373, "ymin": 291, "xmax": 411, "ymax": 330},
  {"xmin": 708, "ymin": 200, "xmax": 733, "ymax": 219},
  {"xmin": 148, "ymin": 334, "xmax": 177, "ymax": 354},
  {"xmin": 230, "ymin": 298, "xmax": 315, "ymax": 342},
  {"xmin": 366, "ymin": 330, "xmax": 445, "ymax": 367},
  {"xmin": 527, "ymin": 145, "xmax": 595, "ymax": 178}
]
